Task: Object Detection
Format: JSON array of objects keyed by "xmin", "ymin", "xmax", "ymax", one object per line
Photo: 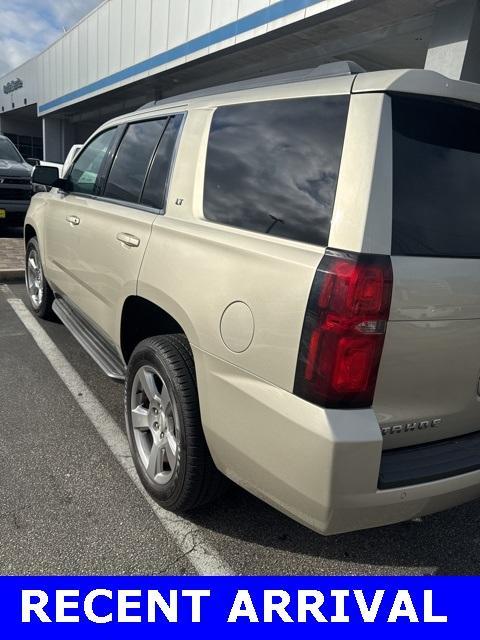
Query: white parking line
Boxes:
[{"xmin": 3, "ymin": 287, "xmax": 233, "ymax": 576}]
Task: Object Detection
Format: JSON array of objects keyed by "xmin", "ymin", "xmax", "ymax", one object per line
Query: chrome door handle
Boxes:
[
  {"xmin": 66, "ymin": 215, "xmax": 80, "ymax": 226},
  {"xmin": 116, "ymin": 232, "xmax": 140, "ymax": 248}
]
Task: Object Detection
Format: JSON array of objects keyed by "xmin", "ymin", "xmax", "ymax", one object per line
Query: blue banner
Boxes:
[{"xmin": 0, "ymin": 576, "xmax": 472, "ymax": 638}]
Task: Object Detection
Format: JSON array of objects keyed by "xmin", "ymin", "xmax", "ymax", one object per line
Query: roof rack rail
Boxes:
[{"xmin": 136, "ymin": 60, "xmax": 365, "ymax": 111}]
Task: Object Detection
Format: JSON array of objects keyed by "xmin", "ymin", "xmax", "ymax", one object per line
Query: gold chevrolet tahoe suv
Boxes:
[{"xmin": 25, "ymin": 62, "xmax": 480, "ymax": 534}]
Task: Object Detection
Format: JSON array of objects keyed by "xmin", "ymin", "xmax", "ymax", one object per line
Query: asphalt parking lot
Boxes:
[{"xmin": 1, "ymin": 227, "xmax": 480, "ymax": 576}]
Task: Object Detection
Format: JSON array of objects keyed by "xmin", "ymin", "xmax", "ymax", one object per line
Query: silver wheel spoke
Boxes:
[
  {"xmin": 131, "ymin": 405, "xmax": 149, "ymax": 430},
  {"xmin": 147, "ymin": 442, "xmax": 162, "ymax": 478},
  {"xmin": 164, "ymin": 432, "xmax": 177, "ymax": 469},
  {"xmin": 139, "ymin": 368, "xmax": 158, "ymax": 402},
  {"xmin": 160, "ymin": 383, "xmax": 170, "ymax": 409}
]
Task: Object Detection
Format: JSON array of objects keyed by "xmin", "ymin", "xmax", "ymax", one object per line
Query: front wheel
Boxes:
[
  {"xmin": 25, "ymin": 237, "xmax": 54, "ymax": 319},
  {"xmin": 125, "ymin": 334, "xmax": 226, "ymax": 511}
]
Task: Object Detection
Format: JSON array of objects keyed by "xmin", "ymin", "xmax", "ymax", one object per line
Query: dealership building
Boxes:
[{"xmin": 0, "ymin": 0, "xmax": 479, "ymax": 162}]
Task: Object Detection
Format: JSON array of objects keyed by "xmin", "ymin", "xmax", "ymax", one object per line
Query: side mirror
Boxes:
[
  {"xmin": 32, "ymin": 165, "xmax": 61, "ymax": 188},
  {"xmin": 26, "ymin": 157, "xmax": 41, "ymax": 167}
]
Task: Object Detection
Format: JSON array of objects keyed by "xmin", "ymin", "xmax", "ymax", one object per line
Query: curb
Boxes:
[{"xmin": 0, "ymin": 269, "xmax": 24, "ymax": 283}]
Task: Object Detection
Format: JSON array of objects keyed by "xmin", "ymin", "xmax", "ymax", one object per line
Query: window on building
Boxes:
[
  {"xmin": 69, "ymin": 128, "xmax": 117, "ymax": 195},
  {"xmin": 203, "ymin": 96, "xmax": 350, "ymax": 247},
  {"xmin": 4, "ymin": 133, "xmax": 43, "ymax": 160},
  {"xmin": 103, "ymin": 119, "xmax": 168, "ymax": 204},
  {"xmin": 18, "ymin": 135, "xmax": 33, "ymax": 158},
  {"xmin": 32, "ymin": 139, "xmax": 43, "ymax": 160}
]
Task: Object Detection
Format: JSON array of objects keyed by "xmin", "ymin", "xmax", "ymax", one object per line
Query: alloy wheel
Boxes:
[
  {"xmin": 26, "ymin": 247, "xmax": 44, "ymax": 309},
  {"xmin": 130, "ymin": 365, "xmax": 180, "ymax": 485}
]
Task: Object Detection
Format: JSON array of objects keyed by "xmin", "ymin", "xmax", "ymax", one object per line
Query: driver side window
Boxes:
[{"xmin": 68, "ymin": 128, "xmax": 117, "ymax": 195}]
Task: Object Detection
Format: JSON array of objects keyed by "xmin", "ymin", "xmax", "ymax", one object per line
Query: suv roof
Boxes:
[
  {"xmin": 353, "ymin": 68, "xmax": 480, "ymax": 105},
  {"xmin": 137, "ymin": 60, "xmax": 365, "ymax": 111},
  {"xmin": 105, "ymin": 61, "xmax": 362, "ymax": 129},
  {"xmin": 103, "ymin": 65, "xmax": 480, "ymax": 130}
]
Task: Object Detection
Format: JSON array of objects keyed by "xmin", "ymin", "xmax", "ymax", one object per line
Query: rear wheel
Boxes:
[
  {"xmin": 125, "ymin": 334, "xmax": 226, "ymax": 511},
  {"xmin": 25, "ymin": 237, "xmax": 54, "ymax": 319}
]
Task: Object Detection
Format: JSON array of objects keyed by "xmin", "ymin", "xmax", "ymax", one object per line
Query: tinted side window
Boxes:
[
  {"xmin": 104, "ymin": 119, "xmax": 167, "ymax": 204},
  {"xmin": 0, "ymin": 136, "xmax": 23, "ymax": 162},
  {"xmin": 141, "ymin": 115, "xmax": 183, "ymax": 210},
  {"xmin": 69, "ymin": 128, "xmax": 117, "ymax": 195},
  {"xmin": 392, "ymin": 95, "xmax": 480, "ymax": 257},
  {"xmin": 203, "ymin": 96, "xmax": 349, "ymax": 246}
]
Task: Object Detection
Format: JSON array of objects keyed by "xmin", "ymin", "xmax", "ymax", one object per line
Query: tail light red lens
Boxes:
[{"xmin": 294, "ymin": 249, "xmax": 393, "ymax": 409}]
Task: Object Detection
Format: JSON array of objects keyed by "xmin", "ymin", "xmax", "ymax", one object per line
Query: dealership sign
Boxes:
[{"xmin": 3, "ymin": 78, "xmax": 23, "ymax": 94}]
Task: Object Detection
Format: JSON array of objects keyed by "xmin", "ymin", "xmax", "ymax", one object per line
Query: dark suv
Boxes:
[{"xmin": 0, "ymin": 134, "xmax": 34, "ymax": 227}]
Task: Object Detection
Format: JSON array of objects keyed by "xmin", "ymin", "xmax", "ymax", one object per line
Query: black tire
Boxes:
[
  {"xmin": 125, "ymin": 334, "xmax": 227, "ymax": 511},
  {"xmin": 25, "ymin": 237, "xmax": 55, "ymax": 319}
]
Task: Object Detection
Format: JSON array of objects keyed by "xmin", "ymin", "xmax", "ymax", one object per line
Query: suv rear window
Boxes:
[
  {"xmin": 392, "ymin": 94, "xmax": 480, "ymax": 258},
  {"xmin": 203, "ymin": 96, "xmax": 349, "ymax": 247}
]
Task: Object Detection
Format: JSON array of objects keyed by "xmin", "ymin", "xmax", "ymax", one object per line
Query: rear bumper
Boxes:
[
  {"xmin": 196, "ymin": 350, "xmax": 480, "ymax": 535},
  {"xmin": 328, "ymin": 468, "xmax": 480, "ymax": 534},
  {"xmin": 379, "ymin": 430, "xmax": 480, "ymax": 489}
]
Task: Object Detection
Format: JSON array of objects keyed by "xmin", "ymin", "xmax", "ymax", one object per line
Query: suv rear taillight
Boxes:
[{"xmin": 294, "ymin": 249, "xmax": 393, "ymax": 409}]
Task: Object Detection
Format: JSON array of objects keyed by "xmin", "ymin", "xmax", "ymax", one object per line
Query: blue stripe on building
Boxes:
[{"xmin": 38, "ymin": 0, "xmax": 325, "ymax": 113}]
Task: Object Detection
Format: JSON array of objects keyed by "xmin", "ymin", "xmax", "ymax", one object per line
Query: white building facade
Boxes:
[{"xmin": 1, "ymin": 0, "xmax": 479, "ymax": 161}]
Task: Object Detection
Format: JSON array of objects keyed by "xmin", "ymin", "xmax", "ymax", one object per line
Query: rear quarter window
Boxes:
[
  {"xmin": 103, "ymin": 119, "xmax": 167, "ymax": 204},
  {"xmin": 203, "ymin": 95, "xmax": 350, "ymax": 247},
  {"xmin": 392, "ymin": 94, "xmax": 480, "ymax": 258}
]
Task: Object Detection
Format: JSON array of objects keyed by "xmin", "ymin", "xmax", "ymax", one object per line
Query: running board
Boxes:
[{"xmin": 52, "ymin": 297, "xmax": 126, "ymax": 381}]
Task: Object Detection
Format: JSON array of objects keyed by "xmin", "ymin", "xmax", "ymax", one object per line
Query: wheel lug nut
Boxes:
[{"xmin": 153, "ymin": 422, "xmax": 159, "ymax": 430}]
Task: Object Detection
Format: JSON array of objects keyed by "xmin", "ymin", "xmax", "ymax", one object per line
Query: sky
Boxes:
[{"xmin": 0, "ymin": 0, "xmax": 103, "ymax": 75}]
